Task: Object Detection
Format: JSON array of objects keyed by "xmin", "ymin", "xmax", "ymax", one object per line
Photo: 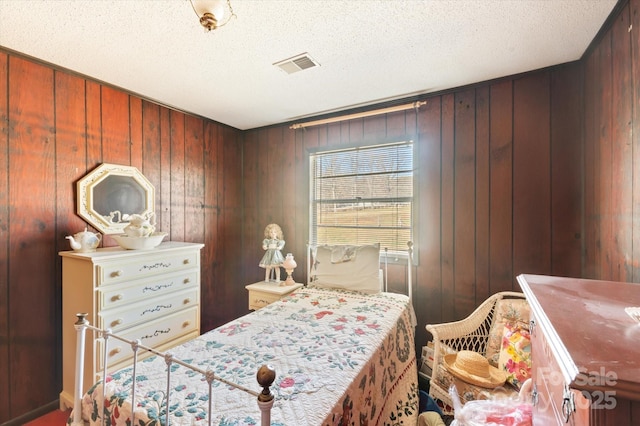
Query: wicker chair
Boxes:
[{"xmin": 425, "ymin": 291, "xmax": 529, "ymax": 413}]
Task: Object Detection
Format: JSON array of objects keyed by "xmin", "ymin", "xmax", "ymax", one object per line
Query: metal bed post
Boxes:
[
  {"xmin": 306, "ymin": 242, "xmax": 311, "ymax": 286},
  {"xmin": 71, "ymin": 313, "xmax": 88, "ymax": 426},
  {"xmin": 164, "ymin": 353, "xmax": 174, "ymax": 426},
  {"xmin": 384, "ymin": 247, "xmax": 388, "ymax": 292},
  {"xmin": 257, "ymin": 365, "xmax": 276, "ymax": 426},
  {"xmin": 99, "ymin": 327, "xmax": 112, "ymax": 424},
  {"xmin": 407, "ymin": 241, "xmax": 413, "ymax": 304},
  {"xmin": 205, "ymin": 370, "xmax": 216, "ymax": 426},
  {"xmin": 130, "ymin": 339, "xmax": 141, "ymax": 426}
]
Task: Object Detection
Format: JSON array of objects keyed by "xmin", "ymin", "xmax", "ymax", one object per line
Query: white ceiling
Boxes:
[{"xmin": 0, "ymin": 0, "xmax": 617, "ymax": 130}]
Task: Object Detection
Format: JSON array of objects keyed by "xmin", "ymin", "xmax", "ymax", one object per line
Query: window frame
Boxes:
[{"xmin": 307, "ymin": 138, "xmax": 416, "ymax": 263}]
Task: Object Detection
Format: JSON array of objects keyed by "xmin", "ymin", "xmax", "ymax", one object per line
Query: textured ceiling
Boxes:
[{"xmin": 0, "ymin": 0, "xmax": 618, "ymax": 130}]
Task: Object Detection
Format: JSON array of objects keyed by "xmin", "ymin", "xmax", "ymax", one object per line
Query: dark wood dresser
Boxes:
[{"xmin": 517, "ymin": 274, "xmax": 640, "ymax": 426}]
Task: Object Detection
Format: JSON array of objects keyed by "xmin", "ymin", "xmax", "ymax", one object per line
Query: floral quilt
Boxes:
[{"xmin": 70, "ymin": 287, "xmax": 419, "ymax": 426}]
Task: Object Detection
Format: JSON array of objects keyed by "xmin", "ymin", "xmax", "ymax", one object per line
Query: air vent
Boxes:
[{"xmin": 273, "ymin": 53, "xmax": 320, "ymax": 74}]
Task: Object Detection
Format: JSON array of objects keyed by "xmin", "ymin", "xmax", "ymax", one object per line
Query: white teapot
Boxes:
[
  {"xmin": 123, "ymin": 212, "xmax": 156, "ymax": 237},
  {"xmin": 66, "ymin": 227, "xmax": 102, "ymax": 252}
]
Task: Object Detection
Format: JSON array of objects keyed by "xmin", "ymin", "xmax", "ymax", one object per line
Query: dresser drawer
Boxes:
[
  {"xmin": 248, "ymin": 290, "xmax": 282, "ymax": 310},
  {"xmin": 96, "ymin": 306, "xmax": 199, "ymax": 370},
  {"xmin": 531, "ymin": 314, "xmax": 591, "ymax": 426},
  {"xmin": 246, "ymin": 282, "xmax": 303, "ymax": 310},
  {"xmin": 98, "ymin": 270, "xmax": 198, "ymax": 311},
  {"xmin": 531, "ymin": 317, "xmax": 566, "ymax": 425},
  {"xmin": 98, "ymin": 287, "xmax": 199, "ymax": 331},
  {"xmin": 97, "ymin": 250, "xmax": 200, "ymax": 285}
]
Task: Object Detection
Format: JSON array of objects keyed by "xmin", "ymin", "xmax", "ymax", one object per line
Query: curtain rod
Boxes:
[{"xmin": 289, "ymin": 100, "xmax": 427, "ymax": 130}]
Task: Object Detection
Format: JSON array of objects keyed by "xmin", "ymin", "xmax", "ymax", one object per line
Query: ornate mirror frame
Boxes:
[{"xmin": 77, "ymin": 163, "xmax": 155, "ymax": 235}]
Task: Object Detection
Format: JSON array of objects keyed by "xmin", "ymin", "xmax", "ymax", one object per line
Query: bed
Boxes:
[{"xmin": 68, "ymin": 243, "xmax": 418, "ymax": 426}]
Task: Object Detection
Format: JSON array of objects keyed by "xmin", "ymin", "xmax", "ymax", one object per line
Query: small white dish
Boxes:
[{"xmin": 112, "ymin": 232, "xmax": 168, "ymax": 250}]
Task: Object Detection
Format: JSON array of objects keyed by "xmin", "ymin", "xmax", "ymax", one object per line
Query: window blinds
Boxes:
[{"xmin": 310, "ymin": 141, "xmax": 413, "ymax": 253}]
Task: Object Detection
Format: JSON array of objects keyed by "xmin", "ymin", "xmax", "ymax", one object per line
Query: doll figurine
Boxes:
[{"xmin": 259, "ymin": 223, "xmax": 285, "ymax": 282}]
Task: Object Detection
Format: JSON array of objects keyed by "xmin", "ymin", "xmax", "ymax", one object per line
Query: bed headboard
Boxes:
[{"xmin": 306, "ymin": 242, "xmax": 414, "ymax": 301}]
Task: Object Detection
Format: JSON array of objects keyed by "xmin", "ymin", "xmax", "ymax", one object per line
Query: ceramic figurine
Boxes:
[
  {"xmin": 66, "ymin": 227, "xmax": 102, "ymax": 252},
  {"xmin": 259, "ymin": 223, "xmax": 285, "ymax": 282},
  {"xmin": 123, "ymin": 212, "xmax": 156, "ymax": 237}
]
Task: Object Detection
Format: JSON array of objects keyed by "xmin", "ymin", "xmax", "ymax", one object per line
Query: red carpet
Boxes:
[{"xmin": 23, "ymin": 409, "xmax": 70, "ymax": 425}]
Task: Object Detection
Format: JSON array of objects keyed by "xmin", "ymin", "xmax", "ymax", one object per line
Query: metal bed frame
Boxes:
[
  {"xmin": 71, "ymin": 241, "xmax": 415, "ymax": 425},
  {"xmin": 69, "ymin": 313, "xmax": 275, "ymax": 426}
]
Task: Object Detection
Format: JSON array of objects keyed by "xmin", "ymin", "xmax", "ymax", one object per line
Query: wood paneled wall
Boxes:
[
  {"xmin": 0, "ymin": 52, "xmax": 243, "ymax": 423},
  {"xmin": 3, "ymin": 0, "xmax": 639, "ymax": 421},
  {"xmin": 584, "ymin": 0, "xmax": 640, "ymax": 283},
  {"xmin": 241, "ymin": 63, "xmax": 584, "ymax": 356}
]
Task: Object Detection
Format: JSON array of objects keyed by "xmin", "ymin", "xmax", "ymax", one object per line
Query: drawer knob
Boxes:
[
  {"xmin": 183, "ymin": 278, "xmax": 191, "ymax": 284},
  {"xmin": 109, "ymin": 347, "xmax": 121, "ymax": 356},
  {"xmin": 111, "ymin": 319, "xmax": 123, "ymax": 327},
  {"xmin": 183, "ymin": 298, "xmax": 191, "ymax": 304},
  {"xmin": 111, "ymin": 270, "xmax": 123, "ymax": 278},
  {"xmin": 183, "ymin": 259, "xmax": 191, "ymax": 265},
  {"xmin": 111, "ymin": 294, "xmax": 123, "ymax": 302},
  {"xmin": 182, "ymin": 321, "xmax": 190, "ymax": 328}
]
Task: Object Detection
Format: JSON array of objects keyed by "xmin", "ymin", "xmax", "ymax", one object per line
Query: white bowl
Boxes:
[{"xmin": 112, "ymin": 232, "xmax": 168, "ymax": 250}]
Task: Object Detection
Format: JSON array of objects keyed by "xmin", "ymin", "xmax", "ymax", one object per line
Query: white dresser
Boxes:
[{"xmin": 59, "ymin": 241, "xmax": 204, "ymax": 410}]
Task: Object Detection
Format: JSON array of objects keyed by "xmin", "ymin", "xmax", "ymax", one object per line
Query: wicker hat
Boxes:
[{"xmin": 443, "ymin": 350, "xmax": 508, "ymax": 388}]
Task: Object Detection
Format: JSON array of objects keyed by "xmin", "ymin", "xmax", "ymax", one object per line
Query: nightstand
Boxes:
[{"xmin": 245, "ymin": 281, "xmax": 303, "ymax": 310}]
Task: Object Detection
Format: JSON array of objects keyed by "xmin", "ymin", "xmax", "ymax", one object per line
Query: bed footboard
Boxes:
[{"xmin": 70, "ymin": 313, "xmax": 275, "ymax": 426}]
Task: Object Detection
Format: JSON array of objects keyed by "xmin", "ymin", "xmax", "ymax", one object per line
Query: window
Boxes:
[{"xmin": 309, "ymin": 140, "xmax": 414, "ymax": 256}]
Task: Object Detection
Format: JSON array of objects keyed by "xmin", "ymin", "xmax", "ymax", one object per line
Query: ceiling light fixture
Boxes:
[{"xmin": 190, "ymin": 0, "xmax": 236, "ymax": 32}]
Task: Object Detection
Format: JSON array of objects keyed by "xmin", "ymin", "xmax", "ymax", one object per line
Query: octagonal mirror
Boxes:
[{"xmin": 77, "ymin": 163, "xmax": 155, "ymax": 235}]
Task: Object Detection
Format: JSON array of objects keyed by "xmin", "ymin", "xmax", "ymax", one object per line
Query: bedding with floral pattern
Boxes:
[{"xmin": 69, "ymin": 287, "xmax": 418, "ymax": 425}]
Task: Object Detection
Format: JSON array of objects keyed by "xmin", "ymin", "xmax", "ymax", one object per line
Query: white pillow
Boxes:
[{"xmin": 311, "ymin": 243, "xmax": 381, "ymax": 293}]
